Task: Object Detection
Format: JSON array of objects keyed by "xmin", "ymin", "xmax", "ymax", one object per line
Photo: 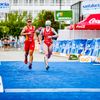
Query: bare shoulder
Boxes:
[
  {"xmin": 51, "ymin": 28, "xmax": 56, "ymax": 32},
  {"xmin": 51, "ymin": 27, "xmax": 54, "ymax": 30}
]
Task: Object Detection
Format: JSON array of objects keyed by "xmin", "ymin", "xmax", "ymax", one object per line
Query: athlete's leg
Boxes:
[
  {"xmin": 24, "ymin": 50, "xmax": 29, "ymax": 64},
  {"xmin": 24, "ymin": 40, "xmax": 30, "ymax": 64},
  {"xmin": 43, "ymin": 43, "xmax": 48, "ymax": 65},
  {"xmin": 43, "ymin": 43, "xmax": 49, "ymax": 70},
  {"xmin": 28, "ymin": 41, "xmax": 35, "ymax": 69},
  {"xmin": 48, "ymin": 44, "xmax": 53, "ymax": 59},
  {"xmin": 28, "ymin": 50, "xmax": 34, "ymax": 69}
]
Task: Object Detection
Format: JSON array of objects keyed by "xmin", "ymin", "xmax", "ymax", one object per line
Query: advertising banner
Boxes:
[
  {"xmin": 55, "ymin": 10, "xmax": 73, "ymax": 21},
  {"xmin": 82, "ymin": 1, "xmax": 100, "ymax": 15},
  {"xmin": 84, "ymin": 39, "xmax": 95, "ymax": 56},
  {"xmin": 0, "ymin": 0, "xmax": 10, "ymax": 13}
]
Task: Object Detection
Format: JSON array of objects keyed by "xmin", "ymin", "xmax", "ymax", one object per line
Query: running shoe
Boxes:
[
  {"xmin": 46, "ymin": 65, "xmax": 50, "ymax": 71},
  {"xmin": 28, "ymin": 63, "xmax": 32, "ymax": 69}
]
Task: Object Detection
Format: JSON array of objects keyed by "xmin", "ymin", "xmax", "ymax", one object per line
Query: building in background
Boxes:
[
  {"xmin": 71, "ymin": 1, "xmax": 82, "ymax": 24},
  {"xmin": 0, "ymin": 0, "xmax": 81, "ymax": 20},
  {"xmin": 71, "ymin": 0, "xmax": 100, "ymax": 24}
]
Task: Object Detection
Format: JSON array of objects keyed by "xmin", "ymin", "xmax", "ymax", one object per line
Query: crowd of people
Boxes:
[{"xmin": 0, "ymin": 36, "xmax": 25, "ymax": 50}]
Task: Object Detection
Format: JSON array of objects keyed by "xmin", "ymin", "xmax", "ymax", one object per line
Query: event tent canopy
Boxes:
[{"xmin": 75, "ymin": 14, "xmax": 100, "ymax": 30}]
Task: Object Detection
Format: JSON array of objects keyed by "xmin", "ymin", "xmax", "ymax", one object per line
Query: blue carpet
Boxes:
[{"xmin": 0, "ymin": 61, "xmax": 100, "ymax": 100}]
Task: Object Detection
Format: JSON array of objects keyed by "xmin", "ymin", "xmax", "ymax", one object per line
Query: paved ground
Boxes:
[{"xmin": 0, "ymin": 49, "xmax": 67, "ymax": 62}]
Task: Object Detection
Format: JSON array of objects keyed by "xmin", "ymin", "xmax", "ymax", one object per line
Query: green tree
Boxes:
[
  {"xmin": 0, "ymin": 11, "xmax": 31, "ymax": 38},
  {"xmin": 6, "ymin": 11, "xmax": 28, "ymax": 37},
  {"xmin": 33, "ymin": 10, "xmax": 60, "ymax": 32},
  {"xmin": 1, "ymin": 26, "xmax": 9, "ymax": 37}
]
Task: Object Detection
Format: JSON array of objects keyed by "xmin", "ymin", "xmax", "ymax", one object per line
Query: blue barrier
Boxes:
[
  {"xmin": 70, "ymin": 40, "xmax": 77, "ymax": 55},
  {"xmin": 53, "ymin": 41, "xmax": 61, "ymax": 52},
  {"xmin": 64, "ymin": 40, "xmax": 71, "ymax": 54},
  {"xmin": 53, "ymin": 38, "xmax": 100, "ymax": 57},
  {"xmin": 77, "ymin": 39, "xmax": 87, "ymax": 55},
  {"xmin": 70, "ymin": 39, "xmax": 87, "ymax": 55},
  {"xmin": 91, "ymin": 39, "xmax": 100, "ymax": 57},
  {"xmin": 97, "ymin": 39, "xmax": 100, "ymax": 57},
  {"xmin": 61, "ymin": 40, "xmax": 72, "ymax": 54},
  {"xmin": 84, "ymin": 39, "xmax": 95, "ymax": 56}
]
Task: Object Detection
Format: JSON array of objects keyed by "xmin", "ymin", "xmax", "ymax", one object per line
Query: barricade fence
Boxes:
[
  {"xmin": 53, "ymin": 39, "xmax": 100, "ymax": 56},
  {"xmin": 53, "ymin": 30, "xmax": 100, "ymax": 62}
]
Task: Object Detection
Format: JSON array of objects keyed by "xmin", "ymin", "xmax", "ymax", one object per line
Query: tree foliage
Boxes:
[
  {"xmin": 0, "ymin": 10, "xmax": 65, "ymax": 39},
  {"xmin": 33, "ymin": 10, "xmax": 60, "ymax": 32},
  {"xmin": 0, "ymin": 11, "xmax": 29, "ymax": 38}
]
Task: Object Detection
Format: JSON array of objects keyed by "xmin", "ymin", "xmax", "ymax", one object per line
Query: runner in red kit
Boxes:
[
  {"xmin": 21, "ymin": 18, "xmax": 37, "ymax": 69},
  {"xmin": 40, "ymin": 20, "xmax": 58, "ymax": 70}
]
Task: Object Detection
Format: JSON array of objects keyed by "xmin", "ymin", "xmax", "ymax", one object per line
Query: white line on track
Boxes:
[
  {"xmin": 93, "ymin": 64, "xmax": 100, "ymax": 66},
  {"xmin": 5, "ymin": 88, "xmax": 100, "ymax": 93},
  {"xmin": 0, "ymin": 76, "xmax": 4, "ymax": 92}
]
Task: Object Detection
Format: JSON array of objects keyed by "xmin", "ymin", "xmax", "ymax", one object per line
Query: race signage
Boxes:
[
  {"xmin": 82, "ymin": 1, "xmax": 100, "ymax": 15},
  {"xmin": 0, "ymin": 0, "xmax": 10, "ymax": 13},
  {"xmin": 55, "ymin": 10, "xmax": 73, "ymax": 21},
  {"xmin": 80, "ymin": 56, "xmax": 92, "ymax": 62}
]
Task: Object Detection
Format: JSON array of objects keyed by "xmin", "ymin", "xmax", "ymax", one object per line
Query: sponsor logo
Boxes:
[
  {"xmin": 95, "ymin": 57, "xmax": 100, "ymax": 62},
  {"xmin": 89, "ymin": 18, "xmax": 100, "ymax": 24},
  {"xmin": 80, "ymin": 56, "xmax": 91, "ymax": 62},
  {"xmin": 57, "ymin": 12, "xmax": 63, "ymax": 17},
  {"xmin": 76, "ymin": 25, "xmax": 85, "ymax": 28},
  {"xmin": 0, "ymin": 2, "xmax": 9, "ymax": 8},
  {"xmin": 83, "ymin": 3, "xmax": 100, "ymax": 9}
]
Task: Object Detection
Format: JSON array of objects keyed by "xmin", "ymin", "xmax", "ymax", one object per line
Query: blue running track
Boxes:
[{"xmin": 0, "ymin": 61, "xmax": 100, "ymax": 100}]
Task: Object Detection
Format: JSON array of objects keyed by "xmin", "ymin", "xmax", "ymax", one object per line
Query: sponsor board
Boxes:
[
  {"xmin": 0, "ymin": 0, "xmax": 10, "ymax": 13},
  {"xmin": 82, "ymin": 1, "xmax": 100, "ymax": 14},
  {"xmin": 55, "ymin": 10, "xmax": 73, "ymax": 21}
]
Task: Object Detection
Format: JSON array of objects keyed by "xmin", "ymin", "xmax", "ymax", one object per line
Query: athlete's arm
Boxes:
[
  {"xmin": 21, "ymin": 26, "xmax": 31, "ymax": 36},
  {"xmin": 34, "ymin": 27, "xmax": 38, "ymax": 40},
  {"xmin": 52, "ymin": 28, "xmax": 58, "ymax": 38},
  {"xmin": 40, "ymin": 28, "xmax": 44, "ymax": 36},
  {"xmin": 39, "ymin": 28, "xmax": 44, "ymax": 43}
]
